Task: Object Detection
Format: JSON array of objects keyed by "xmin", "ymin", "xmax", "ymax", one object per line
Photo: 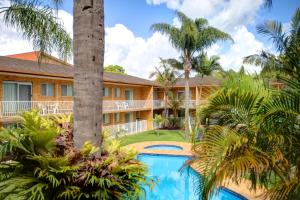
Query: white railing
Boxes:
[
  {"xmin": 153, "ymin": 100, "xmax": 165, "ymax": 109},
  {"xmin": 180, "ymin": 100, "xmax": 196, "ymax": 108},
  {"xmin": 103, "ymin": 100, "xmax": 152, "ymax": 113},
  {"xmin": 103, "ymin": 120, "xmax": 147, "ymax": 138},
  {"xmin": 0, "ymin": 101, "xmax": 73, "ymax": 118},
  {"xmin": 153, "ymin": 100, "xmax": 198, "ymax": 109}
]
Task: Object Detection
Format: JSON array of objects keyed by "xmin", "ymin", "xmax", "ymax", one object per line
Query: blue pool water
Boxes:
[
  {"xmin": 144, "ymin": 145, "xmax": 183, "ymax": 151},
  {"xmin": 138, "ymin": 154, "xmax": 247, "ymax": 200}
]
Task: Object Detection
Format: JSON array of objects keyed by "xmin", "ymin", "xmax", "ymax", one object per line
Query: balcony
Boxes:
[
  {"xmin": 0, "ymin": 100, "xmax": 153, "ymax": 120},
  {"xmin": 103, "ymin": 100, "xmax": 152, "ymax": 113},
  {"xmin": 0, "ymin": 101, "xmax": 73, "ymax": 119},
  {"xmin": 103, "ymin": 120, "xmax": 147, "ymax": 138}
]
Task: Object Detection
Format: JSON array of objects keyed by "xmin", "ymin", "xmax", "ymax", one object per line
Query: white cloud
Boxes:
[
  {"xmin": 208, "ymin": 26, "xmax": 264, "ymax": 73},
  {"xmin": 105, "ymin": 24, "xmax": 179, "ymax": 78},
  {"xmin": 146, "ymin": 0, "xmax": 264, "ymax": 30}
]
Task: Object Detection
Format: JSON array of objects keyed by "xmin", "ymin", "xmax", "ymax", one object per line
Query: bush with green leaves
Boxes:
[{"xmin": 0, "ymin": 111, "xmax": 151, "ymax": 200}]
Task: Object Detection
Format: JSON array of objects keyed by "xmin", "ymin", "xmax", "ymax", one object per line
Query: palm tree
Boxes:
[
  {"xmin": 194, "ymin": 53, "xmax": 223, "ymax": 103},
  {"xmin": 151, "ymin": 12, "xmax": 232, "ymax": 136},
  {"xmin": 195, "ymin": 53, "xmax": 222, "ymax": 78},
  {"xmin": 149, "ymin": 59, "xmax": 179, "ymax": 120},
  {"xmin": 73, "ymin": 0, "xmax": 104, "ymax": 147}
]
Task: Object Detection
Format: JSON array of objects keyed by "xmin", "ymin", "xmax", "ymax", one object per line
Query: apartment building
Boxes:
[
  {"xmin": 0, "ymin": 52, "xmax": 155, "ymax": 136},
  {"xmin": 0, "ymin": 51, "xmax": 282, "ymax": 136}
]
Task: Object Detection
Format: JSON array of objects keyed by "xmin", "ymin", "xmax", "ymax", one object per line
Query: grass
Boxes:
[{"xmin": 120, "ymin": 129, "xmax": 188, "ymax": 146}]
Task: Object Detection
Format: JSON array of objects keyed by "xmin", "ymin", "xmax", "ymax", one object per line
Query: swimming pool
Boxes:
[
  {"xmin": 144, "ymin": 144, "xmax": 183, "ymax": 151},
  {"xmin": 138, "ymin": 154, "xmax": 247, "ymax": 200}
]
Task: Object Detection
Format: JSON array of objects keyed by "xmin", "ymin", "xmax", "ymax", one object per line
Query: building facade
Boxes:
[{"xmin": 0, "ymin": 52, "xmax": 283, "ymax": 136}]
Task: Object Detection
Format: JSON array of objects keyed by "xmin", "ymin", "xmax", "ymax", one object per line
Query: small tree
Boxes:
[{"xmin": 153, "ymin": 114, "xmax": 164, "ymax": 136}]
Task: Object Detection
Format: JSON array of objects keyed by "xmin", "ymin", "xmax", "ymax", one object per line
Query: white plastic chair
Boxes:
[{"xmin": 38, "ymin": 103, "xmax": 47, "ymax": 115}]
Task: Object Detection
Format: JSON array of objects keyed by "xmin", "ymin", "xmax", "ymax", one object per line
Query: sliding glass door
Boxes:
[{"xmin": 2, "ymin": 82, "xmax": 32, "ymax": 116}]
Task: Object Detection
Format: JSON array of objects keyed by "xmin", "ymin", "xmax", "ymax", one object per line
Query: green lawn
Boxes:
[{"xmin": 120, "ymin": 130, "xmax": 188, "ymax": 146}]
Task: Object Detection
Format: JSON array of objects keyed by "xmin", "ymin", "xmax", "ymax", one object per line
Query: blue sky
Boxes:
[
  {"xmin": 0, "ymin": 0, "xmax": 299, "ymax": 78},
  {"xmin": 60, "ymin": 0, "xmax": 299, "ymax": 38}
]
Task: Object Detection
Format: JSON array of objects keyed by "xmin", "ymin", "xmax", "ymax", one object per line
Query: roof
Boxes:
[
  {"xmin": 6, "ymin": 51, "xmax": 72, "ymax": 66},
  {"xmin": 174, "ymin": 76, "xmax": 222, "ymax": 87},
  {"xmin": 0, "ymin": 56, "xmax": 155, "ymax": 86}
]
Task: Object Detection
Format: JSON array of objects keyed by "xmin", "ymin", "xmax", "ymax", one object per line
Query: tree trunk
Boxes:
[
  {"xmin": 163, "ymin": 90, "xmax": 167, "ymax": 119},
  {"xmin": 73, "ymin": 0, "xmax": 104, "ymax": 148},
  {"xmin": 184, "ymin": 69, "xmax": 190, "ymax": 138}
]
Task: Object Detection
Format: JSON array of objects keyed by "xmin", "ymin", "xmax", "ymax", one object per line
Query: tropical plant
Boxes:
[
  {"xmin": 151, "ymin": 12, "xmax": 232, "ymax": 136},
  {"xmin": 150, "ymin": 59, "xmax": 180, "ymax": 120},
  {"xmin": 0, "ymin": 111, "xmax": 151, "ymax": 200},
  {"xmin": 195, "ymin": 53, "xmax": 222, "ymax": 78},
  {"xmin": 153, "ymin": 114, "xmax": 165, "ymax": 136},
  {"xmin": 168, "ymin": 91, "xmax": 183, "ymax": 118},
  {"xmin": 192, "ymin": 7, "xmax": 300, "ymax": 199}
]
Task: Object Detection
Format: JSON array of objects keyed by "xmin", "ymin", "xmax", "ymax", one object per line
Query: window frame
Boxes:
[
  {"xmin": 114, "ymin": 87, "xmax": 121, "ymax": 98},
  {"xmin": 61, "ymin": 84, "xmax": 73, "ymax": 97},
  {"xmin": 41, "ymin": 83, "xmax": 54, "ymax": 97}
]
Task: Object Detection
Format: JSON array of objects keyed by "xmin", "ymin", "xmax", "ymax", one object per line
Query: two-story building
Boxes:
[{"xmin": 0, "ymin": 51, "xmax": 283, "ymax": 136}]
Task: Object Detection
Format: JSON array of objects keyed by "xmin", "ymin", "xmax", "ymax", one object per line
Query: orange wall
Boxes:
[
  {"xmin": 0, "ymin": 75, "xmax": 73, "ymax": 101},
  {"xmin": 102, "ymin": 83, "xmax": 152, "ymax": 101}
]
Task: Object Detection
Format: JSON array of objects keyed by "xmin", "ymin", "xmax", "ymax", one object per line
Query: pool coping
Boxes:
[{"xmin": 125, "ymin": 141, "xmax": 268, "ymax": 200}]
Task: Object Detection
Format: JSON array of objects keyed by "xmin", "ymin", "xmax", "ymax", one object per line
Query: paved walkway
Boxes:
[{"xmin": 126, "ymin": 141, "xmax": 267, "ymax": 200}]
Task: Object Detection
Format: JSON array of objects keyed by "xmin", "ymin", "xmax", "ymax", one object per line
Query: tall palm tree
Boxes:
[
  {"xmin": 149, "ymin": 59, "xmax": 179, "ymax": 119},
  {"xmin": 73, "ymin": 0, "xmax": 104, "ymax": 148},
  {"xmin": 151, "ymin": 11, "xmax": 232, "ymax": 136},
  {"xmin": 1, "ymin": 0, "xmax": 104, "ymax": 148}
]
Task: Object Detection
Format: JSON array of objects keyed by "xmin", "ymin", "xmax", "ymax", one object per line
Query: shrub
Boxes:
[{"xmin": 0, "ymin": 111, "xmax": 152, "ymax": 200}]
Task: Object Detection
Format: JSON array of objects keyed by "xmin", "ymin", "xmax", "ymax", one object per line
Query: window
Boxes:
[
  {"xmin": 114, "ymin": 88, "xmax": 121, "ymax": 98},
  {"xmin": 103, "ymin": 87, "xmax": 110, "ymax": 97},
  {"xmin": 103, "ymin": 114, "xmax": 110, "ymax": 124},
  {"xmin": 41, "ymin": 83, "xmax": 54, "ymax": 96},
  {"xmin": 61, "ymin": 84, "xmax": 73, "ymax": 96},
  {"xmin": 114, "ymin": 113, "xmax": 120, "ymax": 122}
]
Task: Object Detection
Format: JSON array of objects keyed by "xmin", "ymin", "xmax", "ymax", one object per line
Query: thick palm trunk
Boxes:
[
  {"xmin": 184, "ymin": 70, "xmax": 190, "ymax": 137},
  {"xmin": 73, "ymin": 0, "xmax": 104, "ymax": 148}
]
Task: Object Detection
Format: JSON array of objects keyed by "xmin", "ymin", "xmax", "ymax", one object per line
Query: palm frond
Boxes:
[
  {"xmin": 0, "ymin": 0, "xmax": 72, "ymax": 61},
  {"xmin": 257, "ymin": 21, "xmax": 288, "ymax": 52}
]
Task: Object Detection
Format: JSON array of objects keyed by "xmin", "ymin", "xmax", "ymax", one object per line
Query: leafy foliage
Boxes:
[
  {"xmin": 0, "ymin": 111, "xmax": 151, "ymax": 200},
  {"xmin": 0, "ymin": 0, "xmax": 72, "ymax": 61},
  {"xmin": 194, "ymin": 7, "xmax": 300, "ymax": 200},
  {"xmin": 104, "ymin": 65, "xmax": 126, "ymax": 74}
]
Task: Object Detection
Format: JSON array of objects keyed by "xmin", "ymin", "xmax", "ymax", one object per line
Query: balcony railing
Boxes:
[
  {"xmin": 0, "ymin": 99, "xmax": 209, "ymax": 119},
  {"xmin": 0, "ymin": 101, "xmax": 73, "ymax": 118},
  {"xmin": 0, "ymin": 100, "xmax": 153, "ymax": 119},
  {"xmin": 153, "ymin": 99, "xmax": 209, "ymax": 109},
  {"xmin": 103, "ymin": 100, "xmax": 152, "ymax": 113},
  {"xmin": 103, "ymin": 120, "xmax": 147, "ymax": 138}
]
